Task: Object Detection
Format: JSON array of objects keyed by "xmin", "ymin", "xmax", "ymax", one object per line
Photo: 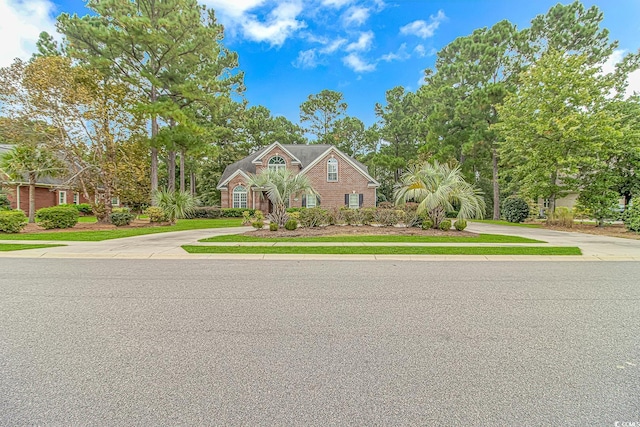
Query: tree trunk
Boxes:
[
  {"xmin": 549, "ymin": 171, "xmax": 558, "ymax": 214},
  {"xmin": 28, "ymin": 173, "xmax": 36, "ymax": 223},
  {"xmin": 190, "ymin": 171, "xmax": 196, "ymax": 197},
  {"xmin": 150, "ymin": 86, "xmax": 159, "ymax": 203},
  {"xmin": 167, "ymin": 150, "xmax": 176, "ymax": 192},
  {"xmin": 100, "ymin": 186, "xmax": 113, "ymax": 224},
  {"xmin": 179, "ymin": 148, "xmax": 186, "ymax": 193},
  {"xmin": 492, "ymin": 147, "xmax": 500, "ymax": 220}
]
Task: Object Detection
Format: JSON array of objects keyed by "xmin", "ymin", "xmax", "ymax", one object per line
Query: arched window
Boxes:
[
  {"xmin": 268, "ymin": 155, "xmax": 286, "ymax": 171},
  {"xmin": 327, "ymin": 158, "xmax": 338, "ymax": 182},
  {"xmin": 232, "ymin": 185, "xmax": 247, "ymax": 208}
]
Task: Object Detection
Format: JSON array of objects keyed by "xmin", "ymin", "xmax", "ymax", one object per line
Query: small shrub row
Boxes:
[
  {"xmin": 35, "ymin": 206, "xmax": 79, "ymax": 229},
  {"xmin": 0, "ymin": 210, "xmax": 27, "ymax": 233},
  {"xmin": 623, "ymin": 200, "xmax": 640, "ymax": 232},
  {"xmin": 58, "ymin": 203, "xmax": 94, "ymax": 215}
]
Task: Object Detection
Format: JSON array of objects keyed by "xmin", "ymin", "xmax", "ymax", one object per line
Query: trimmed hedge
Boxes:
[
  {"xmin": 454, "ymin": 219, "xmax": 467, "ymax": 231},
  {"xmin": 35, "ymin": 206, "xmax": 79, "ymax": 229},
  {"xmin": 0, "ymin": 210, "xmax": 27, "ymax": 233},
  {"xmin": 285, "ymin": 219, "xmax": 298, "ymax": 230},
  {"xmin": 145, "ymin": 206, "xmax": 168, "ymax": 223},
  {"xmin": 439, "ymin": 219, "xmax": 452, "ymax": 231}
]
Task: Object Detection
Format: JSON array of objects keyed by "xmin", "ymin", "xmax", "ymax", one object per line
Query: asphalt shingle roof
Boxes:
[
  {"xmin": 218, "ymin": 144, "xmax": 371, "ymax": 187},
  {"xmin": 0, "ymin": 143, "xmax": 67, "ymax": 186}
]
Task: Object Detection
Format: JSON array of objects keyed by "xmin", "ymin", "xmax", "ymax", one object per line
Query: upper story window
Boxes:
[
  {"xmin": 233, "ymin": 185, "xmax": 247, "ymax": 208},
  {"xmin": 327, "ymin": 158, "xmax": 338, "ymax": 182},
  {"xmin": 268, "ymin": 155, "xmax": 286, "ymax": 172}
]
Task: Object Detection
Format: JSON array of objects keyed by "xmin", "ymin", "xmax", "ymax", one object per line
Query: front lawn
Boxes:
[
  {"xmin": 199, "ymin": 233, "xmax": 544, "ymax": 244},
  {"xmin": 0, "ymin": 243, "xmax": 66, "ymax": 251},
  {"xmin": 182, "ymin": 245, "xmax": 581, "ymax": 256},
  {"xmin": 0, "ymin": 219, "xmax": 243, "ymax": 241}
]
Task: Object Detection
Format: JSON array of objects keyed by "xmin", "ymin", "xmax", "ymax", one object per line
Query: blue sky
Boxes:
[{"xmin": 1, "ymin": 0, "xmax": 639, "ymax": 128}]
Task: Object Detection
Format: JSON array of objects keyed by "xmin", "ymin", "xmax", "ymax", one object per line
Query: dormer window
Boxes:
[
  {"xmin": 327, "ymin": 158, "xmax": 338, "ymax": 182},
  {"xmin": 268, "ymin": 155, "xmax": 286, "ymax": 172}
]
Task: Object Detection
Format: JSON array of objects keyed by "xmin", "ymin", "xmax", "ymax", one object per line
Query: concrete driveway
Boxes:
[{"xmin": 1, "ymin": 222, "xmax": 640, "ymax": 260}]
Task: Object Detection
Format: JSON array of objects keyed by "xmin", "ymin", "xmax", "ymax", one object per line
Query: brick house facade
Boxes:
[
  {"xmin": 1, "ymin": 143, "xmax": 97, "ymax": 211},
  {"xmin": 217, "ymin": 143, "xmax": 379, "ymax": 211}
]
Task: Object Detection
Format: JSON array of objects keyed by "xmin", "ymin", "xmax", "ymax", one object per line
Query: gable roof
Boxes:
[
  {"xmin": 217, "ymin": 143, "xmax": 375, "ymax": 189},
  {"xmin": 0, "ymin": 143, "xmax": 68, "ymax": 187}
]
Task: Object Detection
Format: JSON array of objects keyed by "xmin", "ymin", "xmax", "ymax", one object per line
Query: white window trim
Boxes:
[
  {"xmin": 58, "ymin": 191, "xmax": 67, "ymax": 205},
  {"xmin": 111, "ymin": 197, "xmax": 120, "ymax": 206},
  {"xmin": 348, "ymin": 193, "xmax": 359, "ymax": 209},
  {"xmin": 327, "ymin": 158, "xmax": 338, "ymax": 182},
  {"xmin": 268, "ymin": 155, "xmax": 286, "ymax": 172},
  {"xmin": 233, "ymin": 185, "xmax": 248, "ymax": 209},
  {"xmin": 306, "ymin": 194, "xmax": 316, "ymax": 208},
  {"xmin": 73, "ymin": 193, "xmax": 79, "ymax": 204}
]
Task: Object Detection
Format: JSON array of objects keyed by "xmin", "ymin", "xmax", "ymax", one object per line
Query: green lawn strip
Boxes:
[
  {"xmin": 0, "ymin": 243, "xmax": 66, "ymax": 252},
  {"xmin": 182, "ymin": 245, "xmax": 581, "ymax": 256},
  {"xmin": 472, "ymin": 220, "xmax": 542, "ymax": 228},
  {"xmin": 199, "ymin": 233, "xmax": 544, "ymax": 244},
  {"xmin": 0, "ymin": 219, "xmax": 244, "ymax": 242}
]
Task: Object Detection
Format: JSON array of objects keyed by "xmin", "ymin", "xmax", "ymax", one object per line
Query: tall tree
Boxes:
[
  {"xmin": 58, "ymin": 0, "xmax": 243, "ymax": 197},
  {"xmin": 300, "ymin": 89, "xmax": 347, "ymax": 143},
  {"xmin": 496, "ymin": 51, "xmax": 621, "ymax": 213}
]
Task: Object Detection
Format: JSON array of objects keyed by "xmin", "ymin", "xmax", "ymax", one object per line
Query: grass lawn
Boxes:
[
  {"xmin": 472, "ymin": 219, "xmax": 542, "ymax": 228},
  {"xmin": 0, "ymin": 243, "xmax": 66, "ymax": 252},
  {"xmin": 0, "ymin": 219, "xmax": 244, "ymax": 242},
  {"xmin": 200, "ymin": 233, "xmax": 544, "ymax": 244},
  {"xmin": 182, "ymin": 245, "xmax": 581, "ymax": 256}
]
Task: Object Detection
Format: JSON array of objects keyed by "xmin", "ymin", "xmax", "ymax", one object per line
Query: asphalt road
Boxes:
[{"xmin": 1, "ymin": 259, "xmax": 639, "ymax": 426}]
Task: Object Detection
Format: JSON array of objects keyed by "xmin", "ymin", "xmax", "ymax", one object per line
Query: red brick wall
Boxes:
[
  {"xmin": 297, "ymin": 151, "xmax": 376, "ymax": 209},
  {"xmin": 5, "ymin": 185, "xmax": 90, "ymax": 211}
]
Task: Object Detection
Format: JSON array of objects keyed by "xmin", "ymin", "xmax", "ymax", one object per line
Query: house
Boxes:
[
  {"xmin": 0, "ymin": 143, "xmax": 105, "ymax": 211},
  {"xmin": 217, "ymin": 142, "xmax": 379, "ymax": 211}
]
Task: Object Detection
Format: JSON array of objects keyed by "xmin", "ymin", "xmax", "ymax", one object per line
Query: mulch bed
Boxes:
[{"xmin": 249, "ymin": 225, "xmax": 477, "ymax": 238}]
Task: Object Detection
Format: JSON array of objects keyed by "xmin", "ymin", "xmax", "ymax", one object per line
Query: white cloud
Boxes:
[
  {"xmin": 293, "ymin": 49, "xmax": 318, "ymax": 69},
  {"xmin": 321, "ymin": 0, "xmax": 353, "ymax": 8},
  {"xmin": 343, "ymin": 53, "xmax": 375, "ymax": 72},
  {"xmin": 400, "ymin": 10, "xmax": 446, "ymax": 39},
  {"xmin": 601, "ymin": 49, "xmax": 640, "ymax": 98},
  {"xmin": 320, "ymin": 37, "xmax": 347, "ymax": 54},
  {"xmin": 205, "ymin": 0, "xmax": 266, "ymax": 17},
  {"xmin": 346, "ymin": 31, "xmax": 374, "ymax": 52},
  {"xmin": 343, "ymin": 6, "xmax": 370, "ymax": 27},
  {"xmin": 0, "ymin": 0, "xmax": 58, "ymax": 67},
  {"xmin": 414, "ymin": 44, "xmax": 426, "ymax": 57},
  {"xmin": 205, "ymin": 0, "xmax": 305, "ymax": 46},
  {"xmin": 380, "ymin": 43, "xmax": 409, "ymax": 62}
]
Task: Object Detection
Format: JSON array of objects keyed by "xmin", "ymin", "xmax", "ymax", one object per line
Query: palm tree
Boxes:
[
  {"xmin": 394, "ymin": 161, "xmax": 486, "ymax": 228},
  {"xmin": 152, "ymin": 188, "xmax": 197, "ymax": 224},
  {"xmin": 0, "ymin": 143, "xmax": 65, "ymax": 223},
  {"xmin": 248, "ymin": 168, "xmax": 318, "ymax": 226}
]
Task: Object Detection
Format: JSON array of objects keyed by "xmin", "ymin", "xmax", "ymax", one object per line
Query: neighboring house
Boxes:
[
  {"xmin": 217, "ymin": 142, "xmax": 380, "ymax": 211},
  {"xmin": 0, "ymin": 143, "xmax": 117, "ymax": 211}
]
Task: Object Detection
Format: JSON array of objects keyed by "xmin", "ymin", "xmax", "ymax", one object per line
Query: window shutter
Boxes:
[
  {"xmin": 302, "ymin": 195, "xmax": 306, "ymax": 207},
  {"xmin": 345, "ymin": 194, "xmax": 349, "ymax": 206},
  {"xmin": 359, "ymin": 194, "xmax": 364, "ymax": 208}
]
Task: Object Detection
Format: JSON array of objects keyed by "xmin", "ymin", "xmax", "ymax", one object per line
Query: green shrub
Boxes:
[
  {"xmin": 252, "ymin": 220, "xmax": 264, "ymax": 229},
  {"xmin": 112, "ymin": 207, "xmax": 130, "ymax": 213},
  {"xmin": 377, "ymin": 201, "xmax": 393, "ymax": 209},
  {"xmin": 299, "ymin": 208, "xmax": 329, "ymax": 227},
  {"xmin": 284, "ymin": 219, "xmax": 298, "ymax": 230},
  {"xmin": 421, "ymin": 219, "xmax": 433, "ymax": 230},
  {"xmin": 254, "ymin": 210, "xmax": 265, "ymax": 220},
  {"xmin": 0, "ymin": 210, "xmax": 27, "ymax": 233},
  {"xmin": 35, "ymin": 206, "xmax": 79, "ymax": 229},
  {"xmin": 446, "ymin": 210, "xmax": 459, "ymax": 218},
  {"xmin": 186, "ymin": 207, "xmax": 222, "ymax": 219},
  {"xmin": 439, "ymin": 219, "xmax": 452, "ymax": 231},
  {"xmin": 502, "ymin": 197, "xmax": 530, "ymax": 223},
  {"xmin": 110, "ymin": 211, "xmax": 134, "ymax": 226},
  {"xmin": 547, "ymin": 207, "xmax": 574, "ymax": 228},
  {"xmin": 0, "ymin": 193, "xmax": 11, "ymax": 211},
  {"xmin": 241, "ymin": 210, "xmax": 252, "ymax": 225},
  {"xmin": 221, "ymin": 208, "xmax": 255, "ymax": 218},
  {"xmin": 285, "ymin": 207, "xmax": 304, "ymax": 213},
  {"xmin": 374, "ymin": 208, "xmax": 399, "ymax": 226},
  {"xmin": 153, "ymin": 189, "xmax": 196, "ymax": 222},
  {"xmin": 75, "ymin": 203, "xmax": 93, "ymax": 215},
  {"xmin": 624, "ymin": 201, "xmax": 640, "ymax": 232},
  {"xmin": 269, "ymin": 222, "xmax": 278, "ymax": 231},
  {"xmin": 361, "ymin": 208, "xmax": 376, "ymax": 225},
  {"xmin": 454, "ymin": 219, "xmax": 467, "ymax": 231},
  {"xmin": 145, "ymin": 206, "xmax": 167, "ymax": 223}
]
